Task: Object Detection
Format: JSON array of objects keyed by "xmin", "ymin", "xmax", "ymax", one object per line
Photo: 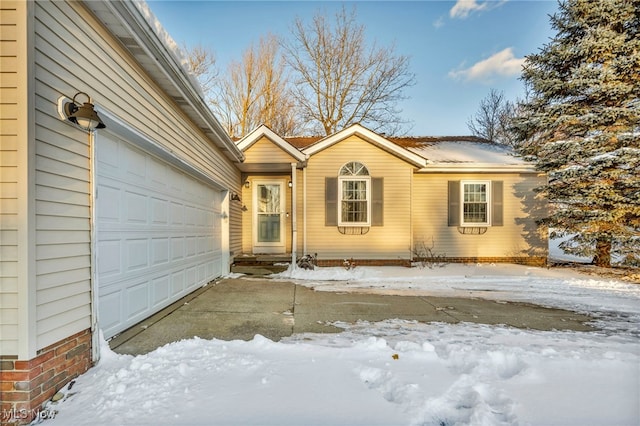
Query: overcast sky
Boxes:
[{"xmin": 146, "ymin": 0, "xmax": 559, "ymax": 136}]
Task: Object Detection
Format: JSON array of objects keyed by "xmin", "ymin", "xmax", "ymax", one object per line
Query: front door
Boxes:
[{"xmin": 253, "ymin": 181, "xmax": 285, "ymax": 254}]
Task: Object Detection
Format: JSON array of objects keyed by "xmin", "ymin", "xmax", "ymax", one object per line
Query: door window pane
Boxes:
[{"xmin": 257, "ymin": 184, "xmax": 281, "ymax": 243}]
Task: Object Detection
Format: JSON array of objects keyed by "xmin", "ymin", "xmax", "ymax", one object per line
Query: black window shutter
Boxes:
[
  {"xmin": 492, "ymin": 180, "xmax": 504, "ymax": 226},
  {"xmin": 448, "ymin": 181, "xmax": 460, "ymax": 226},
  {"xmin": 372, "ymin": 177, "xmax": 383, "ymax": 226},
  {"xmin": 325, "ymin": 177, "xmax": 337, "ymax": 226}
]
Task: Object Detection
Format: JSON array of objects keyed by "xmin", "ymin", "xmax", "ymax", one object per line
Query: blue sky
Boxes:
[{"xmin": 146, "ymin": 0, "xmax": 559, "ymax": 136}]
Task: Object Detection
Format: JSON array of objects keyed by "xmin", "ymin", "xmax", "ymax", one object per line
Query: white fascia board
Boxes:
[
  {"xmin": 94, "ymin": 0, "xmax": 244, "ymax": 163},
  {"xmin": 303, "ymin": 124, "xmax": 427, "ymax": 168},
  {"xmin": 237, "ymin": 125, "xmax": 307, "ymax": 162},
  {"xmin": 418, "ymin": 163, "xmax": 539, "ymax": 173}
]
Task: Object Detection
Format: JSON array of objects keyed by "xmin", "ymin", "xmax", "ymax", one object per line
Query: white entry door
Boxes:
[
  {"xmin": 253, "ymin": 181, "xmax": 285, "ymax": 254},
  {"xmin": 95, "ymin": 132, "xmax": 223, "ymax": 338}
]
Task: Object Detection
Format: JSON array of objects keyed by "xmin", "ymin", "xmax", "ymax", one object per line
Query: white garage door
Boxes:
[{"xmin": 96, "ymin": 133, "xmax": 223, "ymax": 338}]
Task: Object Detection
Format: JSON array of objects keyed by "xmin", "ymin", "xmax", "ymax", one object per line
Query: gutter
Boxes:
[
  {"xmin": 417, "ymin": 164, "xmax": 539, "ymax": 173},
  {"xmin": 88, "ymin": 0, "xmax": 244, "ymax": 163}
]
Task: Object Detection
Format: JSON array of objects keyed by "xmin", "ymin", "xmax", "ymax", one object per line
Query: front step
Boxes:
[{"xmin": 231, "ymin": 254, "xmax": 292, "ymax": 275}]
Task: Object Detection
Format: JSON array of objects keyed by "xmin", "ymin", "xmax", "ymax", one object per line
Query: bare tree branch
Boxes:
[{"xmin": 282, "ymin": 6, "xmax": 415, "ymax": 136}]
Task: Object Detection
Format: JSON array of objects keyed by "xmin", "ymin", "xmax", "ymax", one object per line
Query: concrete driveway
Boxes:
[{"xmin": 110, "ymin": 277, "xmax": 595, "ymax": 355}]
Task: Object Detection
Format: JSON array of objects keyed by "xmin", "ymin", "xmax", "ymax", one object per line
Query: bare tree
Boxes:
[
  {"xmin": 181, "ymin": 43, "xmax": 218, "ymax": 103},
  {"xmin": 467, "ymin": 89, "xmax": 518, "ymax": 146},
  {"xmin": 255, "ymin": 35, "xmax": 301, "ymax": 136},
  {"xmin": 282, "ymin": 6, "xmax": 415, "ymax": 136},
  {"xmin": 212, "ymin": 34, "xmax": 300, "ymax": 138}
]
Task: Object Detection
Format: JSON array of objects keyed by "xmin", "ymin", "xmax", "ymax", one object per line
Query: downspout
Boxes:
[
  {"xmin": 303, "ymin": 165, "xmax": 307, "ymax": 255},
  {"xmin": 291, "ymin": 163, "xmax": 297, "ymax": 267}
]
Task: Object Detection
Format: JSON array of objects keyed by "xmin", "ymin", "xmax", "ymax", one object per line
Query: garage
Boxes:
[{"xmin": 95, "ymin": 132, "xmax": 224, "ymax": 338}]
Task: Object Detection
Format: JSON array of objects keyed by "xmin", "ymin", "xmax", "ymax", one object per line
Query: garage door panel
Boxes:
[
  {"xmin": 97, "ymin": 133, "xmax": 224, "ymax": 339},
  {"xmin": 97, "ymin": 239, "xmax": 121, "ymax": 276},
  {"xmin": 151, "ymin": 238, "xmax": 169, "ymax": 265},
  {"xmin": 151, "ymin": 198, "xmax": 169, "ymax": 224},
  {"xmin": 125, "ymin": 280, "xmax": 150, "ymax": 320},
  {"xmin": 97, "ymin": 185, "xmax": 121, "ymax": 222},
  {"xmin": 123, "ymin": 145, "xmax": 146, "ymax": 179},
  {"xmin": 99, "ymin": 290, "xmax": 121, "ymax": 331},
  {"xmin": 152, "ymin": 275, "xmax": 170, "ymax": 307},
  {"xmin": 125, "ymin": 238, "xmax": 148, "ymax": 271},
  {"xmin": 171, "ymin": 271, "xmax": 184, "ymax": 296}
]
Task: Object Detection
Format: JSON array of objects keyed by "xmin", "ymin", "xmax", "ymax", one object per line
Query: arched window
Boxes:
[{"xmin": 338, "ymin": 162, "xmax": 370, "ymax": 225}]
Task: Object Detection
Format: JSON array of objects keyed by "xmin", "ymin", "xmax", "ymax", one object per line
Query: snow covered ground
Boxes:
[{"xmin": 41, "ymin": 264, "xmax": 639, "ymax": 426}]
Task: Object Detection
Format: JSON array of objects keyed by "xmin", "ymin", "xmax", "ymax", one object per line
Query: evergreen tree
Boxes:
[{"xmin": 515, "ymin": 0, "xmax": 640, "ymax": 267}]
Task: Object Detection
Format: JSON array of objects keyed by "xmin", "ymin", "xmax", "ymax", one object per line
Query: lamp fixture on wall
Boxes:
[
  {"xmin": 244, "ymin": 181, "xmax": 250, "ymax": 188},
  {"xmin": 230, "ymin": 192, "xmax": 241, "ymax": 201},
  {"xmin": 62, "ymin": 92, "xmax": 106, "ymax": 131},
  {"xmin": 288, "ymin": 180, "xmax": 293, "ymax": 188}
]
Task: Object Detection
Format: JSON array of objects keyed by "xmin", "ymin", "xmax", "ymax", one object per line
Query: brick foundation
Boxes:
[
  {"xmin": 317, "ymin": 257, "xmax": 547, "ymax": 268},
  {"xmin": 317, "ymin": 258, "xmax": 412, "ymax": 267},
  {"xmin": 0, "ymin": 329, "xmax": 92, "ymax": 425}
]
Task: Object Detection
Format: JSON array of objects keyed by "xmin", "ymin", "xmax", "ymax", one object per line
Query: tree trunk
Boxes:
[{"xmin": 593, "ymin": 237, "xmax": 612, "ymax": 268}]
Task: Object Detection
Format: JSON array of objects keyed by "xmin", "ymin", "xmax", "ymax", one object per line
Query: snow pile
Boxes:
[{"xmin": 41, "ymin": 266, "xmax": 639, "ymax": 426}]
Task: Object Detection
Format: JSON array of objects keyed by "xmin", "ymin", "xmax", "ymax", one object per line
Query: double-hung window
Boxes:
[
  {"xmin": 462, "ymin": 181, "xmax": 490, "ymax": 226},
  {"xmin": 338, "ymin": 162, "xmax": 370, "ymax": 226},
  {"xmin": 448, "ymin": 180, "xmax": 503, "ymax": 228}
]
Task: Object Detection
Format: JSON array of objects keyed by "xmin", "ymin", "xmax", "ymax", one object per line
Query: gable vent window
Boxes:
[{"xmin": 326, "ymin": 162, "xmax": 383, "ymax": 228}]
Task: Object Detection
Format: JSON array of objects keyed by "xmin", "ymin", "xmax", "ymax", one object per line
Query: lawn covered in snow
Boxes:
[{"xmin": 42, "ymin": 264, "xmax": 639, "ymax": 426}]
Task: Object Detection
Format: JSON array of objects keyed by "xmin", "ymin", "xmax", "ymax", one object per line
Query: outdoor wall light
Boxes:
[
  {"xmin": 244, "ymin": 181, "xmax": 250, "ymax": 188},
  {"xmin": 62, "ymin": 92, "xmax": 106, "ymax": 131},
  {"xmin": 288, "ymin": 180, "xmax": 293, "ymax": 188},
  {"xmin": 230, "ymin": 192, "xmax": 241, "ymax": 201}
]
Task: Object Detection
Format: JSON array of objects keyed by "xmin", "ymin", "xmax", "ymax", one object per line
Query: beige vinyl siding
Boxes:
[
  {"xmin": 0, "ymin": 0, "xmax": 23, "ymax": 356},
  {"xmin": 412, "ymin": 172, "xmax": 548, "ymax": 259},
  {"xmin": 243, "ymin": 137, "xmax": 299, "ymax": 164},
  {"xmin": 302, "ymin": 135, "xmax": 413, "ymax": 260},
  {"xmin": 32, "ymin": 1, "xmax": 240, "ymax": 351}
]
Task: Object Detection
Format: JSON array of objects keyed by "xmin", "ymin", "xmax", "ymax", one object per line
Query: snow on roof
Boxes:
[
  {"xmin": 410, "ymin": 141, "xmax": 524, "ymax": 164},
  {"xmin": 131, "ymin": 1, "xmax": 205, "ymax": 99}
]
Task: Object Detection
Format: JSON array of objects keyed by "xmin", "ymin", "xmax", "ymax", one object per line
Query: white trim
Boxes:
[
  {"xmin": 98, "ymin": 109, "xmax": 226, "ymax": 190},
  {"xmin": 460, "ymin": 180, "xmax": 491, "ymax": 227},
  {"xmin": 16, "ymin": 0, "xmax": 36, "ymax": 359},
  {"xmin": 303, "ymin": 124, "xmax": 427, "ymax": 168},
  {"xmin": 237, "ymin": 124, "xmax": 307, "ymax": 162},
  {"xmin": 338, "ymin": 176, "xmax": 372, "ymax": 227},
  {"xmin": 291, "ymin": 163, "xmax": 297, "ymax": 267},
  {"xmin": 89, "ymin": 129, "xmax": 101, "ymax": 362},
  {"xmin": 419, "ymin": 164, "xmax": 537, "ymax": 173}
]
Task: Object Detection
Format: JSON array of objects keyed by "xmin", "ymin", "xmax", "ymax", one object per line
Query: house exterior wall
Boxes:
[
  {"xmin": 0, "ymin": 0, "xmax": 32, "ymax": 362},
  {"xmin": 1, "ymin": 1, "xmax": 242, "ymax": 423},
  {"xmin": 240, "ymin": 135, "xmax": 301, "ymax": 255},
  {"xmin": 31, "ymin": 0, "xmax": 240, "ymax": 352},
  {"xmin": 301, "ymin": 135, "xmax": 414, "ymax": 262},
  {"xmin": 412, "ymin": 172, "xmax": 548, "ymax": 264},
  {"xmin": 242, "ymin": 137, "xmax": 299, "ymax": 164}
]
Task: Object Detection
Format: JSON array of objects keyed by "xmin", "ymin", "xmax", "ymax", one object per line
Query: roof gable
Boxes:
[
  {"xmin": 302, "ymin": 124, "xmax": 427, "ymax": 168},
  {"xmin": 236, "ymin": 125, "xmax": 306, "ymax": 162}
]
